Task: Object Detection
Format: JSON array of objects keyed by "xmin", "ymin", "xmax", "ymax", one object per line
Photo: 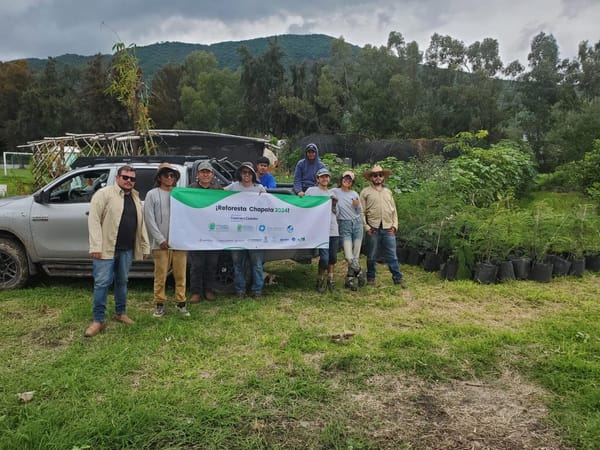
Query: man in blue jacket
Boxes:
[{"xmin": 293, "ymin": 143, "xmax": 325, "ymax": 197}]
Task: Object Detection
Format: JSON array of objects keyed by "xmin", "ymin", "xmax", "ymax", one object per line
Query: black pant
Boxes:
[{"xmin": 189, "ymin": 251, "xmax": 219, "ymax": 295}]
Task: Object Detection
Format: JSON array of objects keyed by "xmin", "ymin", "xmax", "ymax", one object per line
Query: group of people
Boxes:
[
  {"xmin": 84, "ymin": 143, "xmax": 406, "ymax": 337},
  {"xmin": 293, "ymin": 143, "xmax": 407, "ymax": 292}
]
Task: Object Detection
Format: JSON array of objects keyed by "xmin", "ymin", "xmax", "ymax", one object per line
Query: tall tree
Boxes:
[
  {"xmin": 425, "ymin": 33, "xmax": 467, "ymax": 70},
  {"xmin": 15, "ymin": 58, "xmax": 75, "ymax": 141},
  {"xmin": 576, "ymin": 40, "xmax": 600, "ymax": 100},
  {"xmin": 385, "ymin": 32, "xmax": 426, "ymax": 136},
  {"xmin": 178, "ymin": 51, "xmax": 241, "ymax": 132},
  {"xmin": 466, "ymin": 38, "xmax": 503, "ymax": 77},
  {"xmin": 351, "ymin": 44, "xmax": 401, "ymax": 137},
  {"xmin": 0, "ymin": 60, "xmax": 30, "ymax": 152},
  {"xmin": 313, "ymin": 66, "xmax": 345, "ymax": 133},
  {"xmin": 239, "ymin": 39, "xmax": 286, "ymax": 134},
  {"xmin": 518, "ymin": 32, "xmax": 562, "ymax": 170},
  {"xmin": 279, "ymin": 60, "xmax": 327, "ymax": 135},
  {"xmin": 148, "ymin": 63, "xmax": 183, "ymax": 128},
  {"xmin": 78, "ymin": 54, "xmax": 129, "ymax": 132}
]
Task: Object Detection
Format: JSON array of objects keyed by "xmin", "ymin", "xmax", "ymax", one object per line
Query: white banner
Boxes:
[{"xmin": 168, "ymin": 188, "xmax": 331, "ymax": 250}]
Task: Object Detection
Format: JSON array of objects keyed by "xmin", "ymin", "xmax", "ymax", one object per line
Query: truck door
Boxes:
[{"xmin": 30, "ymin": 169, "xmax": 110, "ymax": 259}]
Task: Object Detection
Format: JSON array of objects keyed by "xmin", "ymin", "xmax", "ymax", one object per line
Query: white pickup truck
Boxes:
[{"xmin": 0, "ymin": 155, "xmax": 314, "ymax": 290}]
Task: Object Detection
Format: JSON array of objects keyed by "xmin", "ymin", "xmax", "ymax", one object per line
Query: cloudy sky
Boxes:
[{"xmin": 1, "ymin": 0, "xmax": 599, "ymax": 67}]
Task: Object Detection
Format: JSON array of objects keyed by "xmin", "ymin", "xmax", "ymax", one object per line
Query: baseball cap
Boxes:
[
  {"xmin": 316, "ymin": 167, "xmax": 331, "ymax": 177},
  {"xmin": 197, "ymin": 161, "xmax": 214, "ymax": 172}
]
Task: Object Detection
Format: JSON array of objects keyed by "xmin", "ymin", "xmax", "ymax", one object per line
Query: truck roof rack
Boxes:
[{"xmin": 71, "ymin": 155, "xmax": 209, "ymax": 168}]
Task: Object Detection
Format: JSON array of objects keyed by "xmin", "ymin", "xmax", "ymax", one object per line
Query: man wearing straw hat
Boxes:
[
  {"xmin": 145, "ymin": 163, "xmax": 190, "ymax": 317},
  {"xmin": 360, "ymin": 164, "xmax": 407, "ymax": 288}
]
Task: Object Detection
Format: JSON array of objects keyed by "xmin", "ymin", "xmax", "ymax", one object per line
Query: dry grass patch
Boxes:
[{"xmin": 344, "ymin": 369, "xmax": 572, "ymax": 449}]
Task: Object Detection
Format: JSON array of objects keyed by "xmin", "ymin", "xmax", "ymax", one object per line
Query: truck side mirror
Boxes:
[{"xmin": 33, "ymin": 191, "xmax": 50, "ymax": 204}]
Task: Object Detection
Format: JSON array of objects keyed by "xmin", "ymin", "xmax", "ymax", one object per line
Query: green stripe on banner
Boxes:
[
  {"xmin": 171, "ymin": 187, "xmax": 330, "ymax": 209},
  {"xmin": 270, "ymin": 193, "xmax": 330, "ymax": 208},
  {"xmin": 171, "ymin": 187, "xmax": 237, "ymax": 208}
]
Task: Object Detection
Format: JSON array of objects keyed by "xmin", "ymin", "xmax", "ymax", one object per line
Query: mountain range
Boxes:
[{"xmin": 23, "ymin": 34, "xmax": 360, "ymax": 82}]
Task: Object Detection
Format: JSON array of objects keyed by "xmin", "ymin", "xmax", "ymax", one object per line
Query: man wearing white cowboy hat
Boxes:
[{"xmin": 360, "ymin": 164, "xmax": 407, "ymax": 288}]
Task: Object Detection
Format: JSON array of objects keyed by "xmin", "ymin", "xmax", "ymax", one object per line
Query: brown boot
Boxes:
[
  {"xmin": 204, "ymin": 290, "xmax": 216, "ymax": 301},
  {"xmin": 84, "ymin": 321, "xmax": 106, "ymax": 337},
  {"xmin": 189, "ymin": 294, "xmax": 202, "ymax": 304},
  {"xmin": 112, "ymin": 314, "xmax": 135, "ymax": 324}
]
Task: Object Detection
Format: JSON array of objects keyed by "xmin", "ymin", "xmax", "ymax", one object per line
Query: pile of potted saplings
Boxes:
[
  {"xmin": 371, "ymin": 132, "xmax": 600, "ymax": 284},
  {"xmin": 428, "ymin": 200, "xmax": 600, "ymax": 283}
]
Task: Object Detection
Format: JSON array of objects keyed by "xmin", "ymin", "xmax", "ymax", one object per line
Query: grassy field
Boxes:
[
  {"xmin": 1, "ymin": 260, "xmax": 599, "ymax": 449},
  {"xmin": 0, "ymin": 167, "xmax": 34, "ymax": 196}
]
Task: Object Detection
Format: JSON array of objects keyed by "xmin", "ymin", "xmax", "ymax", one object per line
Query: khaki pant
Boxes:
[{"xmin": 152, "ymin": 249, "xmax": 187, "ymax": 303}]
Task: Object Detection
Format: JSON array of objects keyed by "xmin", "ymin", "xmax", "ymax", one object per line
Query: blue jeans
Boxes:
[
  {"xmin": 92, "ymin": 250, "xmax": 133, "ymax": 322},
  {"xmin": 318, "ymin": 236, "xmax": 340, "ymax": 270},
  {"xmin": 365, "ymin": 228, "xmax": 402, "ymax": 282},
  {"xmin": 338, "ymin": 218, "xmax": 363, "ymax": 270},
  {"xmin": 231, "ymin": 250, "xmax": 264, "ymax": 294}
]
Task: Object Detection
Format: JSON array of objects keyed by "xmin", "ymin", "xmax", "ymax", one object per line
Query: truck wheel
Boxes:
[{"xmin": 0, "ymin": 238, "xmax": 29, "ymax": 289}]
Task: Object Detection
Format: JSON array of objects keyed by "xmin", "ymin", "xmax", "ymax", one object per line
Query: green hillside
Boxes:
[{"xmin": 23, "ymin": 34, "xmax": 355, "ymax": 82}]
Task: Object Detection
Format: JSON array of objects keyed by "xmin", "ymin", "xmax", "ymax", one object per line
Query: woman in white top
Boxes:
[{"xmin": 332, "ymin": 170, "xmax": 365, "ymax": 290}]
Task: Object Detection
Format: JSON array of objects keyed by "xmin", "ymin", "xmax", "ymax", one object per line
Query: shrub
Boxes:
[{"xmin": 448, "ymin": 139, "xmax": 537, "ymax": 207}]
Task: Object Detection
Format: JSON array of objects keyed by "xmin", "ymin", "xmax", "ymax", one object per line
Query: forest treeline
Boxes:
[{"xmin": 1, "ymin": 31, "xmax": 599, "ymax": 172}]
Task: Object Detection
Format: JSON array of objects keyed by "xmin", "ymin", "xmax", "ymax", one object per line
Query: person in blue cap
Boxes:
[{"xmin": 305, "ymin": 166, "xmax": 339, "ymax": 292}]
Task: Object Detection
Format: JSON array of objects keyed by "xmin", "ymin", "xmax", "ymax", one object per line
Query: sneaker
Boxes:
[
  {"xmin": 316, "ymin": 279, "xmax": 326, "ymax": 293},
  {"xmin": 153, "ymin": 304, "xmax": 165, "ymax": 318},
  {"xmin": 176, "ymin": 304, "xmax": 191, "ymax": 317},
  {"xmin": 367, "ymin": 279, "xmax": 375, "ymax": 286},
  {"xmin": 250, "ymin": 292, "xmax": 262, "ymax": 299},
  {"xmin": 356, "ymin": 269, "xmax": 366, "ymax": 287},
  {"xmin": 189, "ymin": 294, "xmax": 201, "ymax": 304},
  {"xmin": 204, "ymin": 290, "xmax": 216, "ymax": 301},
  {"xmin": 345, "ymin": 277, "xmax": 357, "ymax": 291},
  {"xmin": 327, "ymin": 280, "xmax": 335, "ymax": 291}
]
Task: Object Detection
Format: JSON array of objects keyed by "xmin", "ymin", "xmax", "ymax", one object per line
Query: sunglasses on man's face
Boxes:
[
  {"xmin": 119, "ymin": 175, "xmax": 136, "ymax": 182},
  {"xmin": 371, "ymin": 173, "xmax": 384, "ymax": 178},
  {"xmin": 161, "ymin": 172, "xmax": 177, "ymax": 178}
]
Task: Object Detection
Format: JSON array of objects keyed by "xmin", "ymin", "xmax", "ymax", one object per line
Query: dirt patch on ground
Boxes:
[
  {"xmin": 347, "ymin": 369, "xmax": 572, "ymax": 449},
  {"xmin": 28, "ymin": 324, "xmax": 75, "ymax": 348}
]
